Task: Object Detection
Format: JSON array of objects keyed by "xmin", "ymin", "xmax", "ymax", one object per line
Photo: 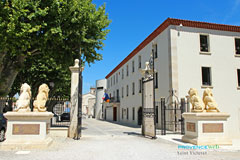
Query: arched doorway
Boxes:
[{"xmin": 138, "ymin": 107, "xmax": 142, "ymax": 125}]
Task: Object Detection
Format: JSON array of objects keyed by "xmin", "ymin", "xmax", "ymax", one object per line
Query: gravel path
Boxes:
[{"xmin": 0, "ymin": 119, "xmax": 240, "ymax": 160}]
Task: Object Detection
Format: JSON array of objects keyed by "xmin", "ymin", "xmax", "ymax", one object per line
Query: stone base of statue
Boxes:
[
  {"xmin": 182, "ymin": 112, "xmax": 232, "ymax": 145},
  {"xmin": 0, "ymin": 112, "xmax": 53, "ymax": 150}
]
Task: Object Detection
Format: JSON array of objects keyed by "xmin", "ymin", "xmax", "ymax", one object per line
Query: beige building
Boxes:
[
  {"xmin": 105, "ymin": 18, "xmax": 240, "ymax": 138},
  {"xmin": 82, "ymin": 87, "xmax": 96, "ymax": 118}
]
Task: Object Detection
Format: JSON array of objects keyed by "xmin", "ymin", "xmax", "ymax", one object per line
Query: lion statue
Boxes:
[
  {"xmin": 203, "ymin": 88, "xmax": 220, "ymax": 112},
  {"xmin": 33, "ymin": 84, "xmax": 50, "ymax": 112},
  {"xmin": 188, "ymin": 88, "xmax": 205, "ymax": 112},
  {"xmin": 15, "ymin": 83, "xmax": 32, "ymax": 112}
]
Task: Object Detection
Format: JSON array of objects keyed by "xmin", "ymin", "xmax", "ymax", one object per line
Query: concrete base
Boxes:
[
  {"xmin": 0, "ymin": 112, "xmax": 53, "ymax": 150},
  {"xmin": 0, "ymin": 137, "xmax": 53, "ymax": 150},
  {"xmin": 182, "ymin": 135, "xmax": 232, "ymax": 145},
  {"xmin": 182, "ymin": 112, "xmax": 232, "ymax": 145},
  {"xmin": 50, "ymin": 127, "xmax": 68, "ymax": 137}
]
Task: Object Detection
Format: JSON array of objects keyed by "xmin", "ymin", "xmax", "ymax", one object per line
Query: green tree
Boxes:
[
  {"xmin": 0, "ymin": 0, "xmax": 110, "ymax": 96},
  {"xmin": 9, "ymin": 54, "xmax": 71, "ymax": 99}
]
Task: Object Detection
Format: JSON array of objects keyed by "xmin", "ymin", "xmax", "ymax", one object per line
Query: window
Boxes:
[
  {"xmin": 113, "ymin": 91, "xmax": 115, "ymax": 99},
  {"xmin": 235, "ymin": 38, "xmax": 240, "ymax": 55},
  {"xmin": 155, "ymin": 72, "xmax": 158, "ymax": 88},
  {"xmin": 111, "ymin": 77, "xmax": 112, "ymax": 87},
  {"xmin": 107, "ymin": 80, "xmax": 110, "ymax": 88},
  {"xmin": 154, "ymin": 44, "xmax": 158, "ymax": 58},
  {"xmin": 200, "ymin": 35, "xmax": 209, "ymax": 52},
  {"xmin": 132, "ymin": 107, "xmax": 135, "ymax": 120},
  {"xmin": 116, "ymin": 89, "xmax": 119, "ymax": 101},
  {"xmin": 113, "ymin": 75, "xmax": 115, "ymax": 85},
  {"xmin": 202, "ymin": 67, "xmax": 211, "ymax": 86},
  {"xmin": 116, "ymin": 73, "xmax": 118, "ymax": 83},
  {"xmin": 139, "ymin": 79, "xmax": 142, "ymax": 93},
  {"xmin": 127, "ymin": 108, "xmax": 129, "ymax": 120},
  {"xmin": 132, "ymin": 82, "xmax": 135, "ymax": 95},
  {"xmin": 237, "ymin": 69, "xmax": 240, "ymax": 87},
  {"xmin": 126, "ymin": 85, "xmax": 129, "ymax": 96},
  {"xmin": 126, "ymin": 65, "xmax": 129, "ymax": 76},
  {"xmin": 122, "ymin": 69, "xmax": 124, "ymax": 79},
  {"xmin": 138, "ymin": 56, "xmax": 141, "ymax": 68},
  {"xmin": 132, "ymin": 60, "xmax": 135, "ymax": 73},
  {"xmin": 122, "ymin": 87, "xmax": 124, "ymax": 98}
]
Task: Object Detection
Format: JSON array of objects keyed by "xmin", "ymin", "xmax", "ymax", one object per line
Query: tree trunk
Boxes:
[
  {"xmin": 0, "ymin": 52, "xmax": 7, "ymax": 75},
  {"xmin": 0, "ymin": 55, "xmax": 25, "ymax": 96}
]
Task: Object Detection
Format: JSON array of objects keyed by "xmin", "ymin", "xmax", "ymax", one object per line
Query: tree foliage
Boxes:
[
  {"xmin": 10, "ymin": 55, "xmax": 71, "ymax": 98},
  {"xmin": 0, "ymin": 0, "xmax": 110, "ymax": 96}
]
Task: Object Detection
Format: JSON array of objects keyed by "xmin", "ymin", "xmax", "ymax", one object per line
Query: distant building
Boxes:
[
  {"xmin": 95, "ymin": 79, "xmax": 107, "ymax": 119},
  {"xmin": 105, "ymin": 18, "xmax": 240, "ymax": 138},
  {"xmin": 82, "ymin": 87, "xmax": 96, "ymax": 118}
]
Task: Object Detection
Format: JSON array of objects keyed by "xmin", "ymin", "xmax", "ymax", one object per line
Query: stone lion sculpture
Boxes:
[
  {"xmin": 203, "ymin": 88, "xmax": 220, "ymax": 112},
  {"xmin": 33, "ymin": 84, "xmax": 50, "ymax": 112},
  {"xmin": 188, "ymin": 88, "xmax": 205, "ymax": 112},
  {"xmin": 15, "ymin": 83, "xmax": 31, "ymax": 112}
]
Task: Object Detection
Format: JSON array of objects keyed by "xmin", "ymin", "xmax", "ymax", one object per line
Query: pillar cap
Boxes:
[
  {"xmin": 69, "ymin": 59, "xmax": 80, "ymax": 72},
  {"xmin": 74, "ymin": 59, "xmax": 79, "ymax": 67}
]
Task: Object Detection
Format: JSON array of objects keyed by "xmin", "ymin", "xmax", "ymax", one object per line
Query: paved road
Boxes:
[
  {"xmin": 0, "ymin": 119, "xmax": 240, "ymax": 160},
  {"xmin": 82, "ymin": 118, "xmax": 141, "ymax": 136}
]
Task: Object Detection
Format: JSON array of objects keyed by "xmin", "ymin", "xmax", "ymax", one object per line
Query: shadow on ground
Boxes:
[
  {"xmin": 172, "ymin": 138, "xmax": 183, "ymax": 143},
  {"xmin": 104, "ymin": 120, "xmax": 141, "ymax": 128},
  {"xmin": 123, "ymin": 132, "xmax": 142, "ymax": 137}
]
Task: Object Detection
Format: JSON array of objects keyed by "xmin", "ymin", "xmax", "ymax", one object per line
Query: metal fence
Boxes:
[
  {"xmin": 158, "ymin": 97, "xmax": 186, "ymax": 135},
  {"xmin": 47, "ymin": 98, "xmax": 71, "ymax": 127},
  {"xmin": 0, "ymin": 97, "xmax": 16, "ymax": 113}
]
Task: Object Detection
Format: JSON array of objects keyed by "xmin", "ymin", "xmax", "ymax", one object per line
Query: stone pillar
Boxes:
[{"xmin": 68, "ymin": 59, "xmax": 79, "ymax": 138}]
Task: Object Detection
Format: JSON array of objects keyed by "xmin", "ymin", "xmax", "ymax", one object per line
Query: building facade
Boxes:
[
  {"xmin": 105, "ymin": 18, "xmax": 240, "ymax": 138},
  {"xmin": 95, "ymin": 79, "xmax": 107, "ymax": 119},
  {"xmin": 82, "ymin": 87, "xmax": 96, "ymax": 118}
]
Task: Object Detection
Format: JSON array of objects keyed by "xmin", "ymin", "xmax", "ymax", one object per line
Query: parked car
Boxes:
[
  {"xmin": 0, "ymin": 113, "xmax": 7, "ymax": 142},
  {"xmin": 60, "ymin": 113, "xmax": 70, "ymax": 122}
]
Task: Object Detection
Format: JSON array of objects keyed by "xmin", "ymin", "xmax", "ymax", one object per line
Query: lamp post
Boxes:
[
  {"xmin": 74, "ymin": 48, "xmax": 84, "ymax": 140},
  {"xmin": 49, "ymin": 82, "xmax": 55, "ymax": 88},
  {"xmin": 152, "ymin": 49, "xmax": 157, "ymax": 138}
]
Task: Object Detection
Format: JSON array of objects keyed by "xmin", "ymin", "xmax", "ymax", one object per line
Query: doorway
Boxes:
[
  {"xmin": 113, "ymin": 107, "xmax": 117, "ymax": 121},
  {"xmin": 138, "ymin": 107, "xmax": 142, "ymax": 125}
]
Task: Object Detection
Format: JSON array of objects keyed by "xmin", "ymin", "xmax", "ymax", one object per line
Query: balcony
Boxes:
[
  {"xmin": 109, "ymin": 97, "xmax": 120, "ymax": 107},
  {"xmin": 109, "ymin": 97, "xmax": 120, "ymax": 103}
]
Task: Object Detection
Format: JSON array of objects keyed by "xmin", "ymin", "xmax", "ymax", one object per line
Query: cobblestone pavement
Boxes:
[{"xmin": 0, "ymin": 119, "xmax": 240, "ymax": 160}]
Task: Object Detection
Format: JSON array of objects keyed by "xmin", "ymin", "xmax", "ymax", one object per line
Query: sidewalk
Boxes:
[{"xmin": 157, "ymin": 134, "xmax": 240, "ymax": 152}]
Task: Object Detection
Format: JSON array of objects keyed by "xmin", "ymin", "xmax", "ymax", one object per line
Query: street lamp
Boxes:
[
  {"xmin": 74, "ymin": 47, "xmax": 84, "ymax": 140},
  {"xmin": 49, "ymin": 82, "xmax": 55, "ymax": 88}
]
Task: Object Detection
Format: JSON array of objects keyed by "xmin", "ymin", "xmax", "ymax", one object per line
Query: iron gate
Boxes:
[
  {"xmin": 160, "ymin": 91, "xmax": 186, "ymax": 135},
  {"xmin": 48, "ymin": 98, "xmax": 71, "ymax": 127}
]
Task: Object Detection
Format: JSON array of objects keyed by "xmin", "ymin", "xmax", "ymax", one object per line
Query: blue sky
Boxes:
[{"xmin": 82, "ymin": 0, "xmax": 240, "ymax": 94}]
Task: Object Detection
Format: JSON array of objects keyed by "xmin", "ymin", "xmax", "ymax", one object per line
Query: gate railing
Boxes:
[
  {"xmin": 160, "ymin": 96, "xmax": 186, "ymax": 135},
  {"xmin": 0, "ymin": 97, "xmax": 17, "ymax": 113},
  {"xmin": 47, "ymin": 98, "xmax": 71, "ymax": 127}
]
